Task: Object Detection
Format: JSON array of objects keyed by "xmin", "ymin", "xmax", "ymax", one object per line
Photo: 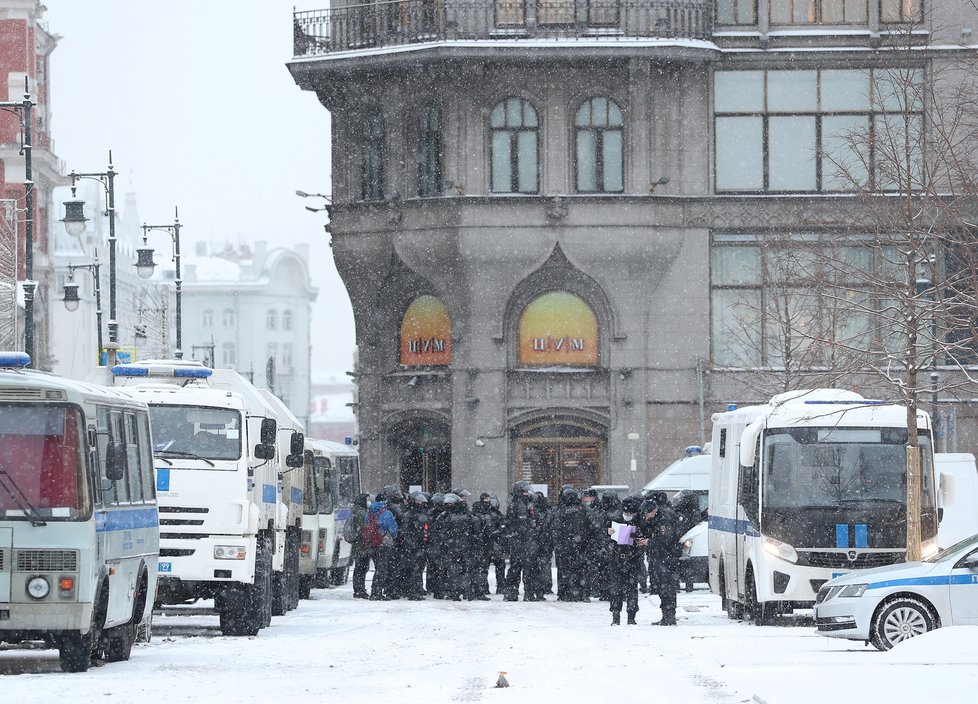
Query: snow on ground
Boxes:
[{"xmin": 2, "ymin": 576, "xmax": 977, "ymax": 703}]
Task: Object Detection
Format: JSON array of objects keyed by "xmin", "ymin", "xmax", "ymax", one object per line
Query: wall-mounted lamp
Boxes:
[
  {"xmin": 649, "ymin": 176, "xmax": 670, "ymax": 193},
  {"xmin": 406, "ymin": 375, "xmax": 418, "ymax": 388},
  {"xmin": 627, "ymin": 432, "xmax": 640, "ymax": 472}
]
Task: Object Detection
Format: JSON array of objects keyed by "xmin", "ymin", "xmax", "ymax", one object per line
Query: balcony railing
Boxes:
[{"xmin": 293, "ymin": 0, "xmax": 713, "ymax": 56}]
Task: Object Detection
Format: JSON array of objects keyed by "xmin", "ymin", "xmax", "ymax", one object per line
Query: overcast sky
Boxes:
[{"xmin": 41, "ymin": 0, "xmax": 355, "ymax": 382}]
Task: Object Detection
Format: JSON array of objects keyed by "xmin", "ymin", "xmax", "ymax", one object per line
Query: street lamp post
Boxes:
[
  {"xmin": 1, "ymin": 79, "xmax": 35, "ymax": 363},
  {"xmin": 61, "ymin": 153, "xmax": 118, "ymax": 349},
  {"xmin": 137, "ymin": 207, "xmax": 183, "ymax": 359},
  {"xmin": 62, "ymin": 253, "xmax": 104, "ymax": 363}
]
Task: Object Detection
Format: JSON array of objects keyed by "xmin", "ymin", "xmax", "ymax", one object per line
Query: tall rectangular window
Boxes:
[
  {"xmin": 360, "ymin": 107, "xmax": 385, "ymax": 201},
  {"xmin": 881, "ymin": 0, "xmax": 922, "ymax": 23},
  {"xmin": 490, "ymin": 98, "xmax": 539, "ymax": 194},
  {"xmin": 714, "ymin": 68, "xmax": 923, "ymax": 193},
  {"xmin": 417, "ymin": 105, "xmax": 443, "ymax": 197}
]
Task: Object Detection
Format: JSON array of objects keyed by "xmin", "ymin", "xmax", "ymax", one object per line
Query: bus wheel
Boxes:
[
  {"xmin": 59, "ymin": 587, "xmax": 106, "ymax": 672},
  {"xmin": 220, "ymin": 540, "xmax": 271, "ymax": 636},
  {"xmin": 746, "ymin": 570, "xmax": 776, "ymax": 626},
  {"xmin": 331, "ymin": 566, "xmax": 348, "ymax": 586},
  {"xmin": 314, "ymin": 568, "xmax": 330, "ymax": 590},
  {"xmin": 59, "ymin": 631, "xmax": 94, "ymax": 672}
]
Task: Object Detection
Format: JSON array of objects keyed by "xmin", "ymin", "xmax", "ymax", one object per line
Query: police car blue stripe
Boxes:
[
  {"xmin": 868, "ymin": 574, "xmax": 978, "ymax": 590},
  {"xmin": 708, "ymin": 515, "xmax": 761, "ymax": 537},
  {"xmin": 157, "ymin": 467, "xmax": 171, "ymax": 492},
  {"xmin": 95, "ymin": 507, "xmax": 159, "ymax": 532},
  {"xmin": 291, "ymin": 486, "xmax": 303, "ymax": 504},
  {"xmin": 262, "ymin": 483, "xmax": 276, "ymax": 504}
]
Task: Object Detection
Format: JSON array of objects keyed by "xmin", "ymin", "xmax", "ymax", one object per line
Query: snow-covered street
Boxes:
[{"xmin": 3, "ymin": 577, "xmax": 976, "ymax": 703}]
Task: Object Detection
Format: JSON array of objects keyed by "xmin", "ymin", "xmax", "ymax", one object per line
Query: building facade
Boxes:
[
  {"xmin": 0, "ymin": 0, "xmax": 61, "ymax": 367},
  {"xmin": 289, "ymin": 1, "xmax": 978, "ymax": 499}
]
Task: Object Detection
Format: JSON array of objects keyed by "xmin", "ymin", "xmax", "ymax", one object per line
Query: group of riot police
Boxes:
[{"xmin": 345, "ymin": 481, "xmax": 686, "ymax": 625}]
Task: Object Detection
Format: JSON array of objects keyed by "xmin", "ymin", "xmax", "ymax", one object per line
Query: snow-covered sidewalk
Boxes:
[{"xmin": 2, "ymin": 581, "xmax": 976, "ymax": 703}]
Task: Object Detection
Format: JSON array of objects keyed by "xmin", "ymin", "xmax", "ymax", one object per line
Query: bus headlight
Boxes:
[
  {"xmin": 214, "ymin": 546, "xmax": 247, "ymax": 560},
  {"xmin": 762, "ymin": 536, "xmax": 798, "ymax": 564},
  {"xmin": 27, "ymin": 576, "xmax": 51, "ymax": 600}
]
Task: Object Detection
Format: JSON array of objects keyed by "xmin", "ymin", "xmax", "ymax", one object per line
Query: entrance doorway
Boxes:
[
  {"xmin": 390, "ymin": 418, "xmax": 452, "ymax": 493},
  {"xmin": 515, "ymin": 420, "xmax": 604, "ymax": 499}
]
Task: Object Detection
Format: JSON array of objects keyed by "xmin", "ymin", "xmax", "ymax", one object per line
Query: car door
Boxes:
[{"xmin": 948, "ymin": 547, "xmax": 978, "ymax": 625}]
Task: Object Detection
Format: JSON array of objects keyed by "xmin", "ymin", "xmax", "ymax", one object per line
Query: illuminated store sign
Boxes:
[
  {"xmin": 400, "ymin": 295, "xmax": 452, "ymax": 366},
  {"xmin": 519, "ymin": 291, "xmax": 598, "ymax": 366}
]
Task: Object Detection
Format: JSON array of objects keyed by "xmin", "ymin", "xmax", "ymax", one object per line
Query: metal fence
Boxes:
[{"xmin": 293, "ymin": 0, "xmax": 713, "ymax": 56}]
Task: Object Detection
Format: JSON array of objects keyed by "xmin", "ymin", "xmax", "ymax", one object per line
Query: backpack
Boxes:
[
  {"xmin": 360, "ymin": 509, "xmax": 386, "ymax": 549},
  {"xmin": 342, "ymin": 514, "xmax": 360, "ymax": 544}
]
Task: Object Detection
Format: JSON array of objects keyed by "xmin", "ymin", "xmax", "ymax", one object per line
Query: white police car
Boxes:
[{"xmin": 814, "ymin": 533, "xmax": 978, "ymax": 650}]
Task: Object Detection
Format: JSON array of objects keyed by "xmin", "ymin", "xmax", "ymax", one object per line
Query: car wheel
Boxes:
[{"xmin": 871, "ymin": 597, "xmax": 935, "ymax": 651}]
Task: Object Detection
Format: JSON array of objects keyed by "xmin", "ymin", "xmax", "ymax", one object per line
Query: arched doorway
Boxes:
[
  {"xmin": 514, "ymin": 419, "xmax": 605, "ymax": 498},
  {"xmin": 389, "ymin": 417, "xmax": 452, "ymax": 493}
]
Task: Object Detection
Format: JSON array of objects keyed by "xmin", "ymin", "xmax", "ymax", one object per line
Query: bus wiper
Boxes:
[
  {"xmin": 0, "ymin": 470, "xmax": 48, "ymax": 526},
  {"xmin": 836, "ymin": 498, "xmax": 903, "ymax": 505},
  {"xmin": 157, "ymin": 450, "xmax": 216, "ymax": 467}
]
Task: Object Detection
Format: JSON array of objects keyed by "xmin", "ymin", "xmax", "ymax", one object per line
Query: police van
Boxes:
[{"xmin": 0, "ymin": 352, "xmax": 159, "ymax": 671}]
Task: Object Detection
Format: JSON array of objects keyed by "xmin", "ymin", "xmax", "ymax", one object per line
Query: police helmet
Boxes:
[{"xmin": 443, "ymin": 493, "xmax": 461, "ymax": 505}]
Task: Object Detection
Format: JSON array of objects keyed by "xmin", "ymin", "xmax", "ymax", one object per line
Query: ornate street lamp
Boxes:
[
  {"xmin": 139, "ymin": 207, "xmax": 184, "ymax": 359},
  {"xmin": 0, "ymin": 79, "xmax": 35, "ymax": 363},
  {"xmin": 62, "ymin": 253, "xmax": 104, "ymax": 362},
  {"xmin": 62, "ymin": 153, "xmax": 118, "ymax": 350}
]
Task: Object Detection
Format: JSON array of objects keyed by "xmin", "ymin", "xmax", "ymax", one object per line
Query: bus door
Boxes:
[
  {"xmin": 0, "ymin": 526, "xmax": 11, "ymax": 602},
  {"xmin": 735, "ymin": 434, "xmax": 761, "ymax": 600}
]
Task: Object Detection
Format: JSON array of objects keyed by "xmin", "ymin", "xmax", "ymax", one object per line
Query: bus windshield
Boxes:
[
  {"xmin": 149, "ymin": 404, "xmax": 242, "ymax": 462},
  {"xmin": 0, "ymin": 404, "xmax": 90, "ymax": 519},
  {"xmin": 763, "ymin": 426, "xmax": 934, "ymax": 509}
]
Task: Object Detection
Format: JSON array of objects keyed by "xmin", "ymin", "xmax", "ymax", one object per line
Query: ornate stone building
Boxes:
[{"xmin": 289, "ymin": 0, "xmax": 978, "ymax": 499}]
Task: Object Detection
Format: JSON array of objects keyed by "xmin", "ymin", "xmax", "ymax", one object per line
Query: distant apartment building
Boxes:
[{"xmin": 177, "ymin": 241, "xmax": 318, "ymax": 426}]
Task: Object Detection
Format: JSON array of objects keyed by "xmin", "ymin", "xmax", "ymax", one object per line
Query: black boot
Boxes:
[
  {"xmin": 611, "ymin": 612, "xmax": 621, "ymax": 625},
  {"xmin": 626, "ymin": 612, "xmax": 637, "ymax": 625},
  {"xmin": 655, "ymin": 614, "xmax": 677, "ymax": 626}
]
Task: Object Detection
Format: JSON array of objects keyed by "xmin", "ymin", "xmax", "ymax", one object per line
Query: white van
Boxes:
[
  {"xmin": 643, "ymin": 445, "xmax": 711, "ymax": 499},
  {"xmin": 937, "ymin": 452, "xmax": 978, "ymax": 549}
]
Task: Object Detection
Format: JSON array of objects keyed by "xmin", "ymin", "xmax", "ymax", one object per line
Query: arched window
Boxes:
[
  {"xmin": 417, "ymin": 105, "xmax": 443, "ymax": 197},
  {"xmin": 575, "ymin": 97, "xmax": 624, "ymax": 193},
  {"xmin": 400, "ymin": 295, "xmax": 452, "ymax": 366},
  {"xmin": 222, "ymin": 342, "xmax": 236, "ymax": 367},
  {"xmin": 490, "ymin": 97, "xmax": 539, "ymax": 194},
  {"xmin": 518, "ymin": 291, "xmax": 599, "ymax": 367},
  {"xmin": 282, "ymin": 310, "xmax": 293, "ymax": 331},
  {"xmin": 267, "ymin": 309, "xmax": 278, "ymax": 331},
  {"xmin": 202, "ymin": 309, "xmax": 213, "ymax": 328},
  {"xmin": 222, "ymin": 309, "xmax": 236, "ymax": 328},
  {"xmin": 360, "ymin": 106, "xmax": 385, "ymax": 201}
]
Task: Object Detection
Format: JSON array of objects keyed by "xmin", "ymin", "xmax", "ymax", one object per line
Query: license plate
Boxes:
[{"xmin": 158, "ymin": 562, "xmax": 173, "ymax": 573}]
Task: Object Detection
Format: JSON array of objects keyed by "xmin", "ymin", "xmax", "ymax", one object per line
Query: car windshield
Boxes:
[
  {"xmin": 924, "ymin": 533, "xmax": 978, "ymax": 564},
  {"xmin": 763, "ymin": 427, "xmax": 935, "ymax": 509},
  {"xmin": 149, "ymin": 404, "xmax": 242, "ymax": 462},
  {"xmin": 0, "ymin": 403, "xmax": 90, "ymax": 519}
]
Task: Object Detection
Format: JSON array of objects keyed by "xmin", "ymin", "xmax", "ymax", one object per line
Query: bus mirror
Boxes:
[
  {"xmin": 286, "ymin": 453, "xmax": 303, "ymax": 468},
  {"xmin": 290, "ymin": 432, "xmax": 304, "ymax": 456},
  {"xmin": 740, "ymin": 421, "xmax": 763, "ymax": 468},
  {"xmin": 254, "ymin": 443, "xmax": 275, "ymax": 460},
  {"xmin": 260, "ymin": 418, "xmax": 277, "ymax": 445},
  {"xmin": 105, "ymin": 441, "xmax": 127, "ymax": 481}
]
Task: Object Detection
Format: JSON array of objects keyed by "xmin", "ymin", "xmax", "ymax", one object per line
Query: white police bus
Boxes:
[
  {"xmin": 709, "ymin": 389, "xmax": 939, "ymax": 625},
  {"xmin": 0, "ymin": 352, "xmax": 159, "ymax": 672},
  {"xmin": 299, "ymin": 438, "xmax": 360, "ymax": 596}
]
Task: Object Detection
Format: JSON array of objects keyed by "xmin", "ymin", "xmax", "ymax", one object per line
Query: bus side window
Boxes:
[
  {"xmin": 95, "ymin": 407, "xmax": 117, "ymax": 505},
  {"xmin": 125, "ymin": 412, "xmax": 143, "ymax": 504},
  {"xmin": 719, "ymin": 429, "xmax": 726, "ymax": 458},
  {"xmin": 738, "ymin": 436, "xmax": 760, "ymax": 524},
  {"xmin": 137, "ymin": 414, "xmax": 156, "ymax": 502},
  {"xmin": 112, "ymin": 411, "xmax": 130, "ymax": 504},
  {"xmin": 88, "ymin": 424, "xmax": 103, "ymax": 507},
  {"xmin": 338, "ymin": 457, "xmax": 360, "ymax": 503}
]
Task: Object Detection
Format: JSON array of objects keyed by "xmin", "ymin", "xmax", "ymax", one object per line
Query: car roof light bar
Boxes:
[
  {"xmin": 111, "ymin": 364, "xmax": 213, "ymax": 379},
  {"xmin": 0, "ymin": 352, "xmax": 31, "ymax": 368}
]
